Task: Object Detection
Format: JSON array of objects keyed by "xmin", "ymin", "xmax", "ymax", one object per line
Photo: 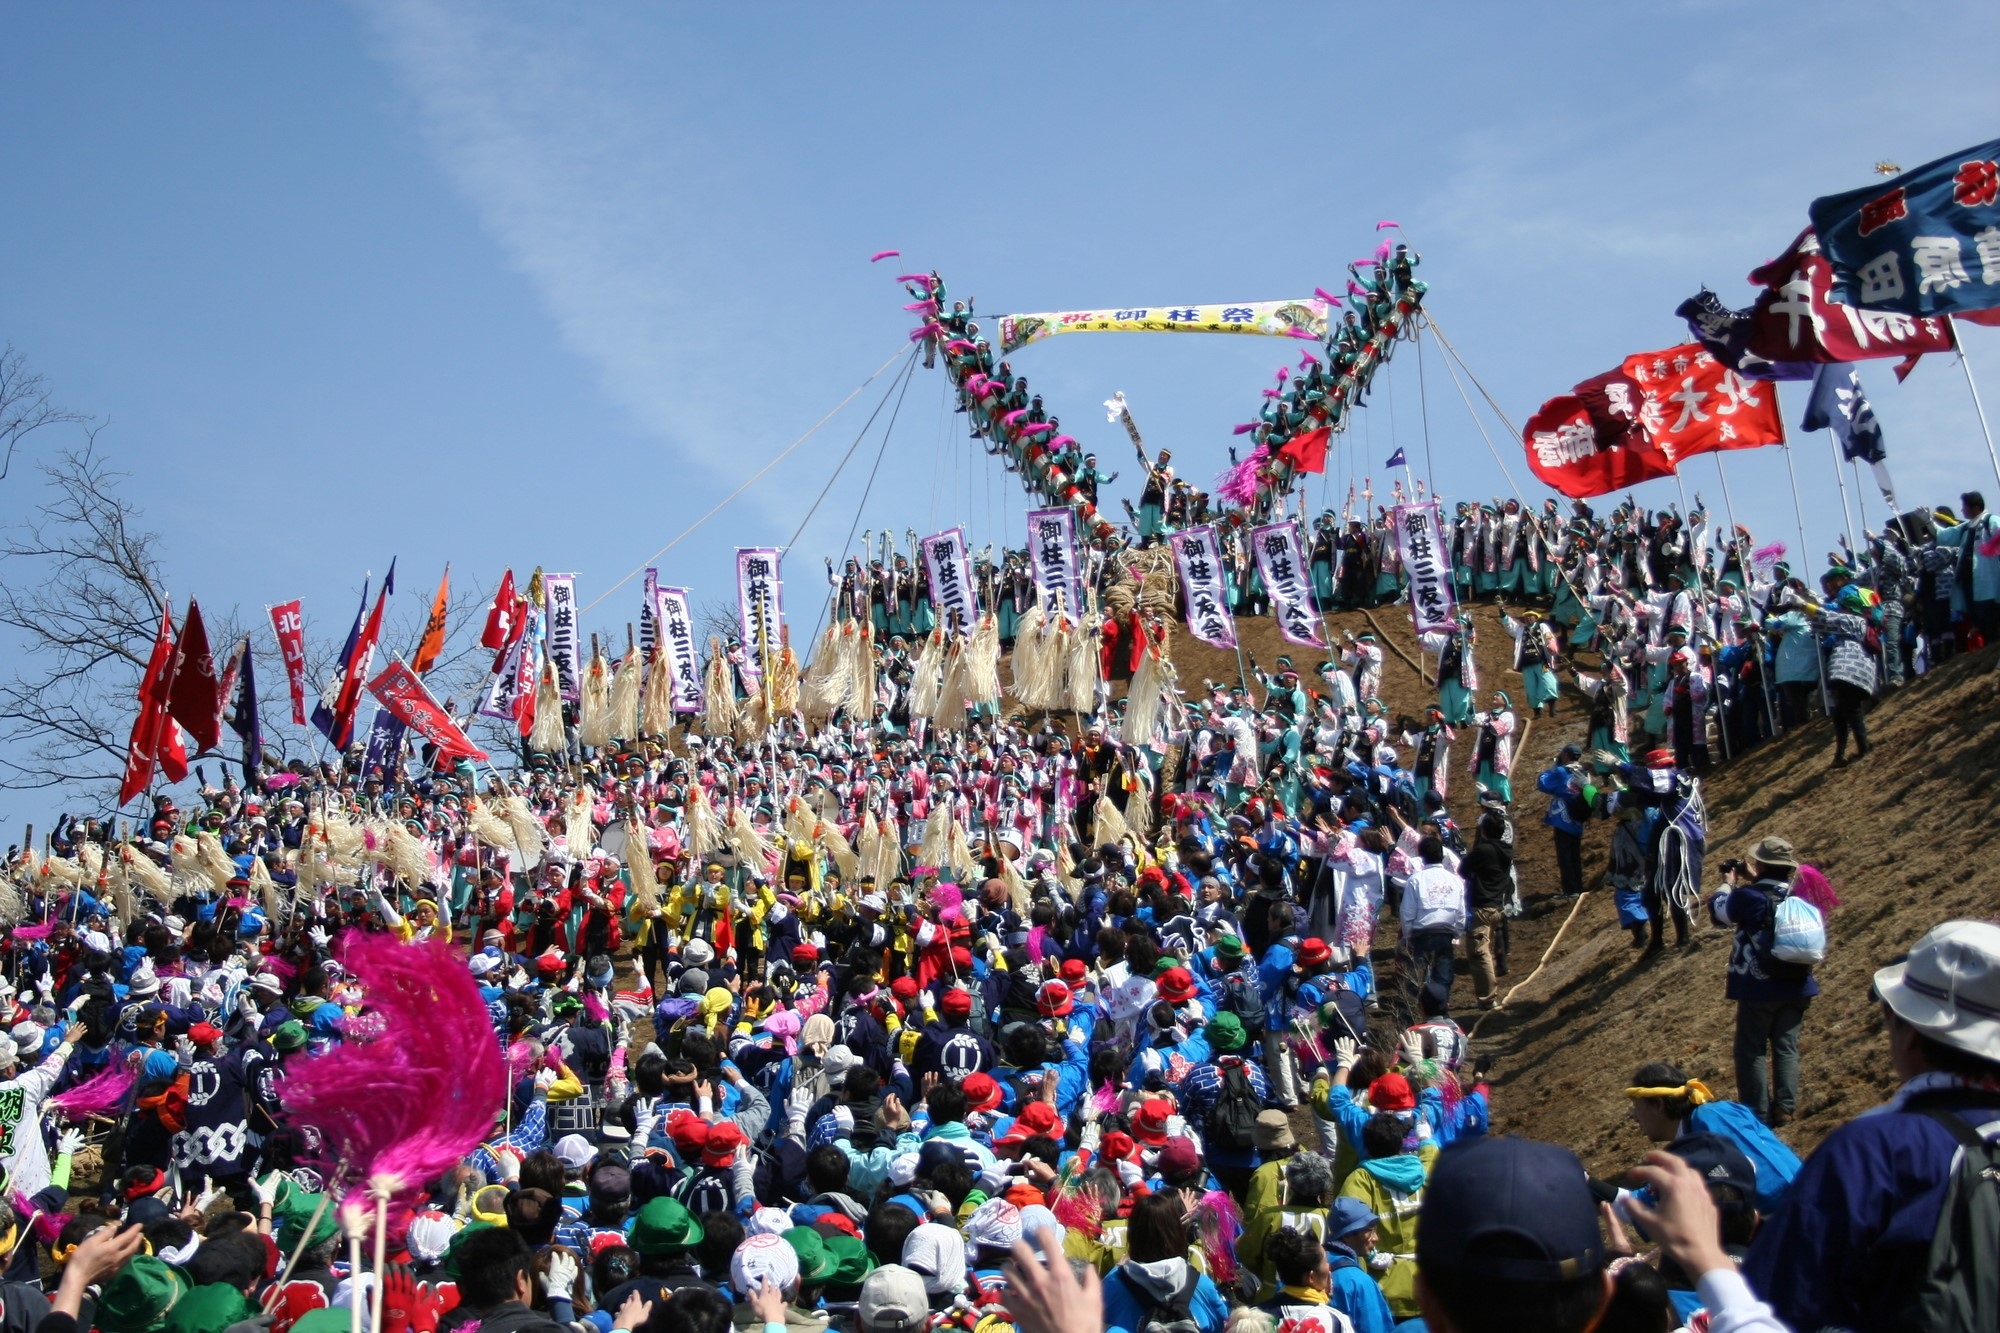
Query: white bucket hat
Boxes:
[{"xmin": 1875, "ymin": 920, "xmax": 2000, "ymax": 1063}]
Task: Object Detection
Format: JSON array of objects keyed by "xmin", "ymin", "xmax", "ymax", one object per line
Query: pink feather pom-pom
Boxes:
[
  {"xmin": 282, "ymin": 931, "xmax": 506, "ymax": 1209},
  {"xmin": 1376, "ymin": 239, "xmax": 1394, "ymax": 261},
  {"xmin": 903, "ymin": 300, "xmax": 939, "ymax": 314},
  {"xmin": 895, "ymin": 273, "xmax": 930, "ymax": 285},
  {"xmin": 1021, "ymin": 423, "xmax": 1053, "ymax": 436},
  {"xmin": 11, "ymin": 923, "xmax": 54, "ymax": 941},
  {"xmin": 506, "ymin": 1040, "xmax": 541, "ymax": 1076},
  {"xmin": 1314, "ymin": 287, "xmax": 1338, "ymax": 304},
  {"xmin": 1286, "ymin": 328, "xmax": 1317, "ymax": 339},
  {"xmin": 1002, "ymin": 408, "xmax": 1028, "ymax": 425},
  {"xmin": 870, "ymin": 249, "xmax": 901, "ymax": 262},
  {"xmin": 933, "ymin": 882, "xmax": 963, "ymax": 912},
  {"xmin": 49, "ymin": 1064, "xmax": 137, "ymax": 1121},
  {"xmin": 1376, "ymin": 219, "xmax": 1401, "ymax": 230},
  {"xmin": 1299, "ymin": 352, "xmax": 1321, "ymax": 368},
  {"xmin": 945, "ymin": 339, "xmax": 976, "ymax": 353},
  {"xmin": 1048, "ymin": 435, "xmax": 1076, "ymax": 450},
  {"xmin": 1232, "ymin": 423, "xmax": 1255, "ymax": 435},
  {"xmin": 1348, "ymin": 281, "xmax": 1367, "ymax": 295},
  {"xmin": 1274, "ymin": 368, "xmax": 1288, "ymax": 382},
  {"xmin": 1791, "ymin": 864, "xmax": 1842, "ymax": 915}
]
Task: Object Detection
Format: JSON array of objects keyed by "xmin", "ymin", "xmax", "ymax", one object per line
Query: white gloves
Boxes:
[
  {"xmin": 544, "ymin": 1249, "xmax": 579, "ymax": 1299},
  {"xmin": 493, "ymin": 1145, "xmax": 523, "ymax": 1184},
  {"xmin": 1332, "ymin": 1037, "xmax": 1360, "ymax": 1071},
  {"xmin": 1400, "ymin": 1030, "xmax": 1426, "ymax": 1067},
  {"xmin": 176, "ymin": 1035, "xmax": 196, "ymax": 1070},
  {"xmin": 236, "ymin": 994, "xmax": 259, "ymax": 1022},
  {"xmin": 533, "ymin": 1067, "xmax": 558, "ymax": 1094},
  {"xmin": 54, "ymin": 1128, "xmax": 85, "ymax": 1157},
  {"xmin": 307, "ymin": 926, "xmax": 330, "ymax": 949},
  {"xmin": 35, "ymin": 974, "xmax": 54, "ymax": 1000},
  {"xmin": 1165, "ymin": 1114, "xmax": 1186, "ymax": 1139},
  {"xmin": 1115, "ymin": 1158, "xmax": 1146, "ymax": 1189},
  {"xmin": 630, "ymin": 1096, "xmax": 660, "ymax": 1146},
  {"xmin": 831, "ymin": 1104, "xmax": 855, "ymax": 1136},
  {"xmin": 250, "ymin": 1172, "xmax": 283, "ymax": 1207}
]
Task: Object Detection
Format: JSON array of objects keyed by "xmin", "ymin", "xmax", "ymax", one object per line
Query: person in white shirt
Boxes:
[{"xmin": 1399, "ymin": 835, "xmax": 1467, "ymax": 1009}]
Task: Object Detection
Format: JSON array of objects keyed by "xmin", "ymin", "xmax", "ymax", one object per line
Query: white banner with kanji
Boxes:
[
  {"xmin": 1169, "ymin": 525, "xmax": 1238, "ymax": 650},
  {"xmin": 1392, "ymin": 501, "xmax": 1458, "ymax": 636},
  {"xmin": 1249, "ymin": 519, "xmax": 1326, "ymax": 648}
]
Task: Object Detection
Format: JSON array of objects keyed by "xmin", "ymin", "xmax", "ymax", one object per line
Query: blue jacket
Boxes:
[
  {"xmin": 1327, "ymin": 1246, "xmax": 1396, "ymax": 1333},
  {"xmin": 1713, "ymin": 878, "xmax": 1818, "ymax": 1003},
  {"xmin": 1102, "ymin": 1263, "xmax": 1231, "ymax": 1333},
  {"xmin": 1535, "ymin": 765, "xmax": 1587, "ymax": 836},
  {"xmin": 1744, "ymin": 1082, "xmax": 2000, "ymax": 1333}
]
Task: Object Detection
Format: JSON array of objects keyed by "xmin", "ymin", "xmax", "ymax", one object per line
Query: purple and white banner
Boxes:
[
  {"xmin": 640, "ymin": 567, "xmax": 659, "ymax": 661},
  {"xmin": 735, "ymin": 548, "xmax": 784, "ymax": 680},
  {"xmin": 921, "ymin": 527, "xmax": 977, "ymax": 635},
  {"xmin": 543, "ymin": 572, "xmax": 582, "ymax": 701},
  {"xmin": 1391, "ymin": 501, "xmax": 1458, "ymax": 636},
  {"xmin": 1025, "ymin": 506, "xmax": 1085, "ymax": 621},
  {"xmin": 658, "ymin": 585, "xmax": 704, "ymax": 715},
  {"xmin": 479, "ymin": 607, "xmax": 540, "ymax": 722},
  {"xmin": 1249, "ymin": 519, "xmax": 1326, "ymax": 649},
  {"xmin": 1169, "ymin": 524, "xmax": 1238, "ymax": 650}
]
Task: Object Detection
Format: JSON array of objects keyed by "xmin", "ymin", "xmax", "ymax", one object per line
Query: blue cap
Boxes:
[
  {"xmin": 1417, "ymin": 1137, "xmax": 1603, "ymax": 1282},
  {"xmin": 1328, "ymin": 1196, "xmax": 1378, "ymax": 1240},
  {"xmin": 1662, "ymin": 1133, "xmax": 1757, "ymax": 1211}
]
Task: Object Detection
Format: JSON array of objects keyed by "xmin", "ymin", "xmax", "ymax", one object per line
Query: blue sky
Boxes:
[{"xmin": 3, "ymin": 2, "xmax": 1998, "ymax": 811}]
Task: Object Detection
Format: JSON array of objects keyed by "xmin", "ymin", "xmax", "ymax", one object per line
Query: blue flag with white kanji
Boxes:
[
  {"xmin": 1802, "ymin": 363, "xmax": 1897, "ymax": 504},
  {"xmin": 1809, "ymin": 138, "xmax": 2000, "ymax": 318},
  {"xmin": 1385, "ymin": 447, "xmax": 1406, "ymax": 469}
]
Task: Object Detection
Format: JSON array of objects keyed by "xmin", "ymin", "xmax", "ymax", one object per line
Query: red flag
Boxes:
[
  {"xmin": 332, "ymin": 581, "xmax": 390, "ymax": 749},
  {"xmin": 270, "ymin": 601, "xmax": 308, "ymax": 724},
  {"xmin": 413, "ymin": 566, "xmax": 451, "ymax": 674},
  {"xmin": 1745, "ymin": 230, "xmax": 1957, "ymax": 365},
  {"xmin": 1620, "ymin": 344, "xmax": 1786, "ymax": 464},
  {"xmin": 158, "ymin": 718, "xmax": 189, "ymax": 785},
  {"xmin": 168, "ymin": 600, "xmax": 223, "ymax": 754},
  {"xmin": 119, "ymin": 606, "xmax": 178, "ymax": 805},
  {"xmin": 481, "ymin": 570, "xmax": 518, "ymax": 650},
  {"xmin": 367, "ymin": 657, "xmax": 489, "ymax": 763},
  {"xmin": 1523, "ymin": 394, "xmax": 1677, "ymax": 498},
  {"xmin": 1277, "ymin": 426, "xmax": 1332, "ymax": 475}
]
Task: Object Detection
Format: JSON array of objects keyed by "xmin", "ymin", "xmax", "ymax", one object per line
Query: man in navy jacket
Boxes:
[{"xmin": 1744, "ymin": 920, "xmax": 2000, "ymax": 1333}]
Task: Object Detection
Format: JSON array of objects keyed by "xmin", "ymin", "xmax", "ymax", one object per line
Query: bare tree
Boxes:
[
  {"xmin": 0, "ymin": 346, "xmax": 88, "ymax": 482},
  {"xmin": 0, "ymin": 441, "xmax": 168, "ymax": 797}
]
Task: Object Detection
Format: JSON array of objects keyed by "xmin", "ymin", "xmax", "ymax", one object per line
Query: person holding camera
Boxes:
[{"xmin": 1706, "ymin": 837, "xmax": 1816, "ymax": 1127}]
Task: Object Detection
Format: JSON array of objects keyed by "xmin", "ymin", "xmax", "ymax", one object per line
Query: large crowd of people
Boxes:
[{"xmin": 0, "ymin": 458, "xmax": 1996, "ymax": 1333}]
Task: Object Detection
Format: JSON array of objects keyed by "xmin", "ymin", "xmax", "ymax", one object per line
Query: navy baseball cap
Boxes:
[
  {"xmin": 1663, "ymin": 1133, "xmax": 1757, "ymax": 1212},
  {"xmin": 1417, "ymin": 1137, "xmax": 1604, "ymax": 1282}
]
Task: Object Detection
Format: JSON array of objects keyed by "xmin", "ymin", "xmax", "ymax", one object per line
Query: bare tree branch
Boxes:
[{"xmin": 0, "ymin": 345, "xmax": 90, "ymax": 482}]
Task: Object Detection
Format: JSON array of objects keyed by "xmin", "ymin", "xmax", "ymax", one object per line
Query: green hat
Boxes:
[
  {"xmin": 631, "ymin": 1197, "xmax": 704, "ymax": 1254},
  {"xmin": 783, "ymin": 1226, "xmax": 839, "ymax": 1284},
  {"xmin": 271, "ymin": 1020, "xmax": 308, "ymax": 1052},
  {"xmin": 1206, "ymin": 1011, "xmax": 1247, "ymax": 1053},
  {"xmin": 95, "ymin": 1257, "xmax": 188, "ymax": 1333},
  {"xmin": 1151, "ymin": 957, "xmax": 1179, "ymax": 978},
  {"xmin": 1213, "ymin": 935, "xmax": 1244, "ymax": 961},
  {"xmin": 551, "ymin": 991, "xmax": 582, "ymax": 1014},
  {"xmin": 290, "ymin": 1313, "xmax": 352, "ymax": 1333},
  {"xmin": 823, "ymin": 1232, "xmax": 876, "ymax": 1287},
  {"xmin": 164, "ymin": 1283, "xmax": 258, "ymax": 1333},
  {"xmin": 277, "ymin": 1190, "xmax": 340, "ymax": 1253}
]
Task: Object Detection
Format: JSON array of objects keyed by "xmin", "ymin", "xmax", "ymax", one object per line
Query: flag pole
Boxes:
[
  {"xmin": 1948, "ymin": 315, "xmax": 2000, "ymax": 491},
  {"xmin": 1826, "ymin": 430, "xmax": 1859, "ymax": 554},
  {"xmin": 1781, "ymin": 444, "xmax": 1834, "ymax": 715}
]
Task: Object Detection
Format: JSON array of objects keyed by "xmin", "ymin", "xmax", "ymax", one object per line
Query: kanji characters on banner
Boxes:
[
  {"xmin": 543, "ymin": 573, "xmax": 581, "ymax": 701},
  {"xmin": 735, "ymin": 548, "xmax": 784, "ymax": 679},
  {"xmin": 1523, "ymin": 394, "xmax": 1677, "ymax": 498},
  {"xmin": 1169, "ymin": 524, "xmax": 1238, "ymax": 650},
  {"xmin": 997, "ymin": 298, "xmax": 1329, "ymax": 356},
  {"xmin": 1249, "ymin": 519, "xmax": 1326, "ymax": 649},
  {"xmin": 368, "ymin": 657, "xmax": 489, "ymax": 762},
  {"xmin": 1024, "ymin": 507, "xmax": 1085, "ymax": 621},
  {"xmin": 269, "ymin": 600, "xmax": 308, "ymax": 725},
  {"xmin": 1393, "ymin": 502, "xmax": 1458, "ymax": 636},
  {"xmin": 920, "ymin": 528, "xmax": 977, "ymax": 635},
  {"xmin": 656, "ymin": 586, "xmax": 704, "ymax": 715},
  {"xmin": 1810, "ymin": 137, "xmax": 2000, "ymax": 319}
]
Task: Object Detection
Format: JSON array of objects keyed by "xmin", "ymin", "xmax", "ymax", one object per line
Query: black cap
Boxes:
[
  {"xmin": 1663, "ymin": 1133, "xmax": 1757, "ymax": 1211},
  {"xmin": 1417, "ymin": 1137, "xmax": 1604, "ymax": 1282}
]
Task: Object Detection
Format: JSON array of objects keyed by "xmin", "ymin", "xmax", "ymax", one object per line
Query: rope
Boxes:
[
  {"xmin": 579, "ymin": 344, "xmax": 908, "ymax": 614},
  {"xmin": 786, "ymin": 349, "xmax": 922, "ymax": 550},
  {"xmin": 806, "ymin": 350, "xmax": 923, "ymax": 651},
  {"xmin": 1470, "ymin": 888, "xmax": 1588, "ymax": 1040}
]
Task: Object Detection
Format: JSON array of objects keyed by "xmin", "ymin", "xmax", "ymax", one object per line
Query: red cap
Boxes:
[
  {"xmin": 1370, "ymin": 1072, "xmax": 1416, "ymax": 1112},
  {"xmin": 790, "ymin": 943, "xmax": 820, "ymax": 965},
  {"xmin": 1132, "ymin": 1098, "xmax": 1173, "ymax": 1146},
  {"xmin": 1100, "ymin": 1130, "xmax": 1137, "ymax": 1163},
  {"xmin": 1036, "ymin": 980, "xmax": 1074, "ymax": 1017},
  {"xmin": 950, "ymin": 946, "xmax": 975, "ymax": 972},
  {"xmin": 535, "ymin": 948, "xmax": 567, "ymax": 974},
  {"xmin": 1155, "ymin": 967, "xmax": 1197, "ymax": 1003},
  {"xmin": 813, "ymin": 1212, "xmax": 858, "ymax": 1238},
  {"xmin": 702, "ymin": 1120, "xmax": 747, "ymax": 1167},
  {"xmin": 962, "ymin": 1072, "xmax": 1002, "ymax": 1111},
  {"xmin": 189, "ymin": 1022, "xmax": 225, "ymax": 1046},
  {"xmin": 940, "ymin": 987, "xmax": 974, "ymax": 1019},
  {"xmin": 999, "ymin": 1100, "xmax": 1062, "ymax": 1145},
  {"xmin": 1643, "ymin": 748, "xmax": 1676, "ymax": 770},
  {"xmin": 666, "ymin": 1109, "xmax": 708, "ymax": 1155},
  {"xmin": 1157, "ymin": 1137, "xmax": 1202, "ymax": 1178},
  {"xmin": 1297, "ymin": 937, "xmax": 1333, "ymax": 969},
  {"xmin": 891, "ymin": 976, "xmax": 920, "ymax": 1002},
  {"xmin": 1059, "ymin": 958, "xmax": 1088, "ymax": 986}
]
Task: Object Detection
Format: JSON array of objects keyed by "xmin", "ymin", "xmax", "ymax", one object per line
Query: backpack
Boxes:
[
  {"xmin": 1217, "ymin": 970, "xmax": 1266, "ymax": 1033},
  {"xmin": 1899, "ymin": 1104, "xmax": 2000, "ymax": 1333},
  {"xmin": 1770, "ymin": 893, "xmax": 1826, "ymax": 966},
  {"xmin": 1208, "ymin": 1058, "xmax": 1261, "ymax": 1153},
  {"xmin": 1123, "ymin": 1265, "xmax": 1203, "ymax": 1333}
]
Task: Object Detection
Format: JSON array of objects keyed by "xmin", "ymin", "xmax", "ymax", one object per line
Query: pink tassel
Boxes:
[
  {"xmin": 903, "ymin": 300, "xmax": 940, "ymax": 314},
  {"xmin": 933, "ymin": 883, "xmax": 963, "ymax": 912},
  {"xmin": 1298, "ymin": 352, "xmax": 1321, "ymax": 367},
  {"xmin": 1002, "ymin": 408, "xmax": 1029, "ymax": 426},
  {"xmin": 1232, "ymin": 423, "xmax": 1255, "ymax": 435},
  {"xmin": 1091, "ymin": 1080, "xmax": 1122, "ymax": 1116},
  {"xmin": 895, "ymin": 273, "xmax": 930, "ymax": 285},
  {"xmin": 49, "ymin": 1064, "xmax": 137, "ymax": 1121},
  {"xmin": 11, "ymin": 923, "xmax": 54, "ymax": 941},
  {"xmin": 1376, "ymin": 220, "xmax": 1401, "ymax": 230},
  {"xmin": 1274, "ymin": 368, "xmax": 1289, "ymax": 383},
  {"xmin": 1264, "ymin": 389, "xmax": 1281, "ymax": 399},
  {"xmin": 1376, "ymin": 239, "xmax": 1394, "ymax": 261},
  {"xmin": 1348, "ymin": 281, "xmax": 1367, "ymax": 295},
  {"xmin": 1350, "ymin": 259, "xmax": 1379, "ymax": 267},
  {"xmin": 945, "ymin": 338, "xmax": 976, "ymax": 353},
  {"xmin": 582, "ymin": 992, "xmax": 609, "ymax": 1023},
  {"xmin": 13, "ymin": 1193, "xmax": 66, "ymax": 1248},
  {"xmin": 1193, "ymin": 1190, "xmax": 1243, "ymax": 1284},
  {"xmin": 870, "ymin": 250, "xmax": 901, "ymax": 262},
  {"xmin": 1314, "ymin": 287, "xmax": 1339, "ymax": 304},
  {"xmin": 1048, "ymin": 434, "xmax": 1076, "ymax": 450},
  {"xmin": 283, "ymin": 931, "xmax": 506, "ymax": 1209},
  {"xmin": 1792, "ymin": 864, "xmax": 1842, "ymax": 915},
  {"xmin": 1286, "ymin": 327, "xmax": 1318, "ymax": 339}
]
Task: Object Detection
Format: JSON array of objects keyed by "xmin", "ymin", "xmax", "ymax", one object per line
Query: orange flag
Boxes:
[{"xmin": 413, "ymin": 565, "xmax": 451, "ymax": 674}]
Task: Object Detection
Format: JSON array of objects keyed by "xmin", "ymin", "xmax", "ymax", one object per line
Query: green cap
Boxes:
[
  {"xmin": 823, "ymin": 1232, "xmax": 876, "ymax": 1287},
  {"xmin": 163, "ymin": 1283, "xmax": 258, "ymax": 1333},
  {"xmin": 1212, "ymin": 935, "xmax": 1244, "ymax": 960},
  {"xmin": 95, "ymin": 1257, "xmax": 189, "ymax": 1333},
  {"xmin": 1206, "ymin": 1011, "xmax": 1247, "ymax": 1053},
  {"xmin": 271, "ymin": 1020, "xmax": 309, "ymax": 1052},
  {"xmin": 290, "ymin": 1313, "xmax": 352, "ymax": 1333},
  {"xmin": 277, "ymin": 1190, "xmax": 340, "ymax": 1253},
  {"xmin": 783, "ymin": 1226, "xmax": 838, "ymax": 1284},
  {"xmin": 631, "ymin": 1197, "xmax": 704, "ymax": 1254}
]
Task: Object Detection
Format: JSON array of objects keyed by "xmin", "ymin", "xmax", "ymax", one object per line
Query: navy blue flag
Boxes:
[
  {"xmin": 228, "ymin": 637, "xmax": 262, "ymax": 778},
  {"xmin": 311, "ymin": 579, "xmax": 369, "ymax": 745},
  {"xmin": 362, "ymin": 708, "xmax": 407, "ymax": 782},
  {"xmin": 1809, "ymin": 138, "xmax": 2000, "ymax": 318},
  {"xmin": 1385, "ymin": 447, "xmax": 1407, "ymax": 468},
  {"xmin": 1674, "ymin": 289, "xmax": 1814, "ymax": 381},
  {"xmin": 1802, "ymin": 364, "xmax": 1897, "ymax": 504}
]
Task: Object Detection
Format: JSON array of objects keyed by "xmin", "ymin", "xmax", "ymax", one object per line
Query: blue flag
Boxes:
[
  {"xmin": 1803, "ymin": 364, "xmax": 1897, "ymax": 505},
  {"xmin": 1809, "ymin": 138, "xmax": 2000, "ymax": 318},
  {"xmin": 312, "ymin": 579, "xmax": 369, "ymax": 745},
  {"xmin": 228, "ymin": 636, "xmax": 262, "ymax": 778},
  {"xmin": 1385, "ymin": 447, "xmax": 1407, "ymax": 469}
]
